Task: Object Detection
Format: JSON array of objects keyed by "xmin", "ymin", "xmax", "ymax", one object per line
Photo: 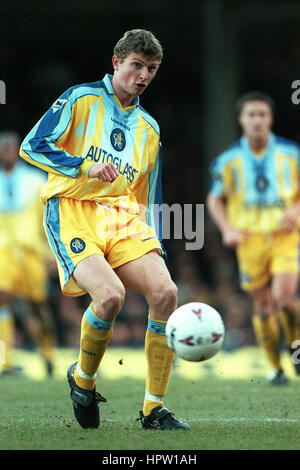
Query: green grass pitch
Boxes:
[{"xmin": 1, "ymin": 346, "xmax": 300, "ymax": 451}]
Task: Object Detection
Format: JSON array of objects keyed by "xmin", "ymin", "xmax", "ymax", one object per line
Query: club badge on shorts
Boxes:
[{"xmin": 70, "ymin": 238, "xmax": 86, "ymax": 253}]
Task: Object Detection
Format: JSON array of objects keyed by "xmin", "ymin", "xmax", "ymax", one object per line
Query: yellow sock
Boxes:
[
  {"xmin": 143, "ymin": 397, "xmax": 163, "ymax": 416},
  {"xmin": 74, "ymin": 304, "xmax": 113, "ymax": 391},
  {"xmin": 143, "ymin": 317, "xmax": 175, "ymax": 416},
  {"xmin": 252, "ymin": 313, "xmax": 282, "ymax": 370},
  {"xmin": 278, "ymin": 303, "xmax": 300, "ymax": 349},
  {"xmin": 0, "ymin": 306, "xmax": 14, "ymax": 371}
]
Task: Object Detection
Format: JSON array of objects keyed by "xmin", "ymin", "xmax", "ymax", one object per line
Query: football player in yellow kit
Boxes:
[
  {"xmin": 20, "ymin": 30, "xmax": 189, "ymax": 430},
  {"xmin": 0, "ymin": 131, "xmax": 56, "ymax": 377},
  {"xmin": 207, "ymin": 92, "xmax": 300, "ymax": 385}
]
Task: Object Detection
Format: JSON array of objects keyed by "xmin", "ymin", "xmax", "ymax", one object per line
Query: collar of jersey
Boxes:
[
  {"xmin": 240, "ymin": 132, "xmax": 275, "ymax": 160},
  {"xmin": 102, "ymin": 74, "xmax": 140, "ymax": 111}
]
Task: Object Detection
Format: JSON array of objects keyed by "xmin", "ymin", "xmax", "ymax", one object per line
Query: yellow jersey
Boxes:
[
  {"xmin": 19, "ymin": 74, "xmax": 163, "ymax": 240},
  {"xmin": 209, "ymin": 134, "xmax": 300, "ymax": 233},
  {"xmin": 0, "ymin": 162, "xmax": 48, "ymax": 257}
]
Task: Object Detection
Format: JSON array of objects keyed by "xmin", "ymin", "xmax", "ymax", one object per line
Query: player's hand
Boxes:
[
  {"xmin": 88, "ymin": 162, "xmax": 119, "ymax": 182},
  {"xmin": 279, "ymin": 207, "xmax": 300, "ymax": 232},
  {"xmin": 222, "ymin": 226, "xmax": 248, "ymax": 249}
]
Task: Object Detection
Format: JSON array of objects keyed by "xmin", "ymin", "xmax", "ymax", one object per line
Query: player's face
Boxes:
[
  {"xmin": 112, "ymin": 51, "xmax": 160, "ymax": 106},
  {"xmin": 238, "ymin": 101, "xmax": 273, "ymax": 141},
  {"xmin": 0, "ymin": 140, "xmax": 18, "ymax": 169}
]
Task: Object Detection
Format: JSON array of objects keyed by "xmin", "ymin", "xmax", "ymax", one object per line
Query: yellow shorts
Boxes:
[
  {"xmin": 0, "ymin": 246, "xmax": 47, "ymax": 302},
  {"xmin": 44, "ymin": 197, "xmax": 162, "ymax": 297},
  {"xmin": 236, "ymin": 230, "xmax": 299, "ymax": 291}
]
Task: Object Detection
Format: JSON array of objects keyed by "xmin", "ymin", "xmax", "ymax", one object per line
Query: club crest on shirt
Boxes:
[
  {"xmin": 255, "ymin": 175, "xmax": 269, "ymax": 192},
  {"xmin": 70, "ymin": 238, "xmax": 86, "ymax": 253},
  {"xmin": 110, "ymin": 128, "xmax": 126, "ymax": 152}
]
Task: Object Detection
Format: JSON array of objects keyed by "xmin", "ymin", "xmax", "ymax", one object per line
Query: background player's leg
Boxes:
[
  {"xmin": 0, "ymin": 292, "xmax": 14, "ymax": 374},
  {"xmin": 72, "ymin": 254, "xmax": 125, "ymax": 390},
  {"xmin": 249, "ymin": 285, "xmax": 283, "ymax": 380},
  {"xmin": 114, "ymin": 250, "xmax": 178, "ymax": 416},
  {"xmin": 30, "ymin": 301, "xmax": 56, "ymax": 377},
  {"xmin": 272, "ymin": 272, "xmax": 300, "ymax": 373}
]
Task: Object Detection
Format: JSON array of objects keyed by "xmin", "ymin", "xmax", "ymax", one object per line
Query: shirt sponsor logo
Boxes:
[
  {"xmin": 85, "ymin": 145, "xmax": 139, "ymax": 183},
  {"xmin": 243, "ymin": 199, "xmax": 286, "ymax": 209}
]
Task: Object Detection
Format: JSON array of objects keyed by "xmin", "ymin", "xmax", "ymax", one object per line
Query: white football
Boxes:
[{"xmin": 166, "ymin": 302, "xmax": 225, "ymax": 362}]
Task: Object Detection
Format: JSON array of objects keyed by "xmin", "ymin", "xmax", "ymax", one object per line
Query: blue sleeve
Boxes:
[
  {"xmin": 19, "ymin": 87, "xmax": 85, "ymax": 177},
  {"xmin": 147, "ymin": 142, "xmax": 167, "ymax": 258},
  {"xmin": 208, "ymin": 157, "xmax": 225, "ymax": 197}
]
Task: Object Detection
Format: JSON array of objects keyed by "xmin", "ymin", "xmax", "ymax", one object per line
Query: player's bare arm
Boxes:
[
  {"xmin": 207, "ymin": 192, "xmax": 246, "ymax": 248},
  {"xmin": 88, "ymin": 162, "xmax": 119, "ymax": 182},
  {"xmin": 279, "ymin": 201, "xmax": 300, "ymax": 232},
  {"xmin": 221, "ymin": 225, "xmax": 247, "ymax": 249}
]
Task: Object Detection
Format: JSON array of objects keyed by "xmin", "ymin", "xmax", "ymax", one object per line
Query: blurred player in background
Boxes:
[
  {"xmin": 0, "ymin": 131, "xmax": 56, "ymax": 377},
  {"xmin": 19, "ymin": 29, "xmax": 189, "ymax": 430},
  {"xmin": 207, "ymin": 91, "xmax": 300, "ymax": 385}
]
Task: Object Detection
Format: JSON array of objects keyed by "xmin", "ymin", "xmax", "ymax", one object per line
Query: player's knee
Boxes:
[
  {"xmin": 151, "ymin": 281, "xmax": 178, "ymax": 316},
  {"xmin": 102, "ymin": 287, "xmax": 125, "ymax": 313},
  {"xmin": 250, "ymin": 289, "xmax": 272, "ymax": 316},
  {"xmin": 93, "ymin": 285, "xmax": 125, "ymax": 320},
  {"xmin": 273, "ymin": 292, "xmax": 294, "ymax": 311}
]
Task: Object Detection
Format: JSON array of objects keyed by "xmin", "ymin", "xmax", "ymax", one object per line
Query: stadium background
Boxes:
[{"xmin": 1, "ymin": 0, "xmax": 300, "ymax": 355}]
